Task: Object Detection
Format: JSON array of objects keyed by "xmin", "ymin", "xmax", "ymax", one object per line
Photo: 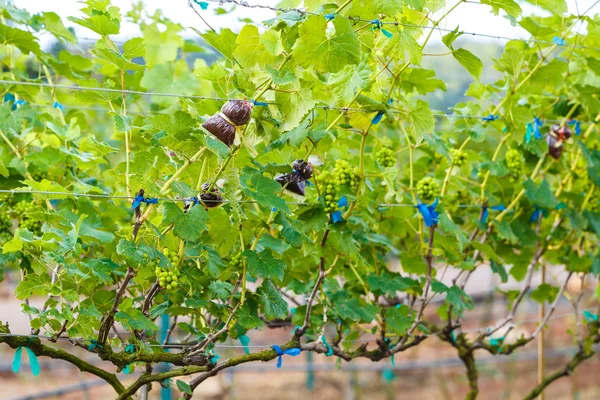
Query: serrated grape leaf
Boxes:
[
  {"xmin": 233, "ymin": 24, "xmax": 279, "ymax": 68},
  {"xmin": 530, "ymin": 283, "xmax": 559, "ymax": 304},
  {"xmin": 123, "ymin": 37, "xmax": 146, "ymax": 59},
  {"xmin": 68, "ymin": 14, "xmax": 120, "ymax": 36},
  {"xmin": 115, "ymin": 310, "xmax": 159, "ymax": 332},
  {"xmin": 452, "ymin": 48, "xmax": 483, "ymax": 79},
  {"xmin": 293, "ymin": 15, "xmax": 360, "ymax": 73},
  {"xmin": 523, "ymin": 179, "xmax": 559, "ymax": 209},
  {"xmin": 367, "ymin": 273, "xmax": 420, "ymax": 296},
  {"xmin": 438, "ymin": 211, "xmax": 470, "ymax": 251},
  {"xmin": 243, "ymin": 249, "xmax": 286, "ymax": 281},
  {"xmin": 385, "ymin": 306, "xmax": 413, "ymax": 335},
  {"xmin": 240, "ymin": 167, "xmax": 289, "ymax": 213},
  {"xmin": 162, "ymin": 203, "xmax": 208, "ymax": 242},
  {"xmin": 200, "ymin": 28, "xmax": 238, "ymax": 60},
  {"xmin": 141, "ymin": 23, "xmax": 183, "ymax": 67},
  {"xmin": 480, "ymin": 0, "xmax": 522, "ymax": 18},
  {"xmin": 296, "ymin": 206, "xmax": 329, "ymax": 232},
  {"xmin": 260, "ymin": 29, "xmax": 284, "ymax": 56},
  {"xmin": 493, "ymin": 219, "xmax": 519, "ymax": 243},
  {"xmin": 259, "ymin": 279, "xmax": 288, "ymax": 319},
  {"xmin": 266, "ymin": 66, "xmax": 297, "ymax": 86},
  {"xmin": 328, "ymin": 62, "xmax": 373, "ymax": 104},
  {"xmin": 0, "ymin": 23, "xmax": 42, "ymax": 55},
  {"xmin": 471, "ymin": 241, "xmax": 502, "ymax": 263},
  {"xmin": 399, "ymin": 253, "xmax": 427, "ymax": 275},
  {"xmin": 407, "ymin": 100, "xmax": 434, "ymax": 143},
  {"xmin": 490, "ymin": 260, "xmax": 508, "ymax": 283},
  {"xmin": 275, "ymin": 83, "xmax": 316, "ymax": 132},
  {"xmin": 525, "ymin": 0, "xmax": 566, "ymax": 14},
  {"xmin": 74, "ymin": 78, "xmax": 121, "ymax": 104},
  {"xmin": 15, "ymin": 273, "xmax": 51, "ymax": 299},
  {"xmin": 274, "ymin": 212, "xmax": 304, "ymax": 248},
  {"xmin": 41, "ymin": 12, "xmax": 76, "ymax": 43},
  {"xmin": 176, "ymin": 380, "xmax": 193, "ymax": 395}
]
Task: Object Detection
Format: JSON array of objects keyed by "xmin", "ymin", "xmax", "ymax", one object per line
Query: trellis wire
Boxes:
[
  {"xmin": 0, "ymin": 189, "xmax": 482, "ymax": 208},
  {"xmin": 0, "ymin": 308, "xmax": 591, "ymax": 349},
  {"xmin": 196, "ymin": 0, "xmax": 600, "ymax": 51},
  {"xmin": 2, "ymin": 80, "xmax": 596, "ymax": 124}
]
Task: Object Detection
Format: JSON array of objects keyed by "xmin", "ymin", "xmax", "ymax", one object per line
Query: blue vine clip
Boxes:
[
  {"xmin": 53, "ymin": 101, "xmax": 65, "ymax": 111},
  {"xmin": 371, "ymin": 20, "xmax": 393, "ymax": 38},
  {"xmin": 251, "ymin": 99, "xmax": 269, "ymax": 107},
  {"xmin": 489, "ymin": 337, "xmax": 504, "ymax": 351},
  {"xmin": 480, "ymin": 204, "xmax": 506, "ymax": 224},
  {"xmin": 331, "ymin": 196, "xmax": 348, "ymax": 223},
  {"xmin": 324, "ymin": 13, "xmax": 336, "ymax": 21},
  {"xmin": 584, "ymin": 310, "xmax": 598, "ymax": 322},
  {"xmin": 552, "ymin": 36, "xmax": 565, "ymax": 46},
  {"xmin": 482, "ymin": 114, "xmax": 499, "ymax": 122},
  {"xmin": 416, "ymin": 198, "xmax": 439, "ymax": 227},
  {"xmin": 372, "ymin": 99, "xmax": 393, "ymax": 125},
  {"xmin": 12, "ymin": 346, "xmax": 40, "ymax": 376},
  {"xmin": 88, "ymin": 339, "xmax": 103, "ymax": 351},
  {"xmin": 239, "ymin": 334, "xmax": 251, "ymax": 355},
  {"xmin": 567, "ymin": 119, "xmax": 581, "ymax": 135},
  {"xmin": 132, "ymin": 194, "xmax": 159, "ymax": 209},
  {"xmin": 194, "ymin": 0, "xmax": 209, "ymax": 10},
  {"xmin": 321, "ymin": 335, "xmax": 334, "ymax": 356},
  {"xmin": 530, "ymin": 206, "xmax": 547, "ymax": 223},
  {"xmin": 272, "ymin": 345, "xmax": 301, "ymax": 368}
]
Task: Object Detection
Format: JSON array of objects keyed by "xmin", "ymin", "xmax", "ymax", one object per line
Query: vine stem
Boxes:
[{"xmin": 120, "ymin": 69, "xmax": 131, "ymax": 198}]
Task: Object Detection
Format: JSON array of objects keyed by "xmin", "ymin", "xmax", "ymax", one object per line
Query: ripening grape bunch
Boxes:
[
  {"xmin": 376, "ymin": 148, "xmax": 396, "ymax": 168},
  {"xmin": 505, "ymin": 149, "xmax": 524, "ymax": 183},
  {"xmin": 162, "ymin": 248, "xmax": 180, "ymax": 266},
  {"xmin": 316, "ymin": 171, "xmax": 340, "ymax": 213},
  {"xmin": 450, "ymin": 148, "xmax": 467, "ymax": 167},
  {"xmin": 155, "ymin": 267, "xmax": 180, "ymax": 290},
  {"xmin": 333, "ymin": 159, "xmax": 360, "ymax": 190},
  {"xmin": 417, "ymin": 177, "xmax": 440, "ymax": 201}
]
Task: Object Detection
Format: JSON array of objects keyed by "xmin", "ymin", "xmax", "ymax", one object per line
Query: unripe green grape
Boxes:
[
  {"xmin": 316, "ymin": 171, "xmax": 340, "ymax": 213},
  {"xmin": 450, "ymin": 148, "xmax": 467, "ymax": 167},
  {"xmin": 416, "ymin": 177, "xmax": 440, "ymax": 201},
  {"xmin": 156, "ymin": 266, "xmax": 181, "ymax": 290},
  {"xmin": 505, "ymin": 149, "xmax": 524, "ymax": 183},
  {"xmin": 333, "ymin": 160, "xmax": 360, "ymax": 190},
  {"xmin": 229, "ymin": 252, "xmax": 243, "ymax": 268},
  {"xmin": 376, "ymin": 148, "xmax": 396, "ymax": 168}
]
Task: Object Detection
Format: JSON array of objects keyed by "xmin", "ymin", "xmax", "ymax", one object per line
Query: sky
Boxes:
[{"xmin": 14, "ymin": 0, "xmax": 600, "ymax": 47}]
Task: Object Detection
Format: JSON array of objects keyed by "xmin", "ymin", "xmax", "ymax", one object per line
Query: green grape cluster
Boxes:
[
  {"xmin": 0, "ymin": 206, "xmax": 12, "ymax": 229},
  {"xmin": 14, "ymin": 201, "xmax": 42, "ymax": 235},
  {"xmin": 316, "ymin": 171, "xmax": 340, "ymax": 213},
  {"xmin": 416, "ymin": 177, "xmax": 440, "ymax": 201},
  {"xmin": 229, "ymin": 252, "xmax": 243, "ymax": 268},
  {"xmin": 0, "ymin": 231, "xmax": 11, "ymax": 244},
  {"xmin": 30, "ymin": 170, "xmax": 48, "ymax": 181},
  {"xmin": 0, "ymin": 194, "xmax": 15, "ymax": 206},
  {"xmin": 505, "ymin": 149, "xmax": 524, "ymax": 183},
  {"xmin": 376, "ymin": 148, "xmax": 396, "ymax": 168},
  {"xmin": 333, "ymin": 160, "xmax": 360, "ymax": 190},
  {"xmin": 450, "ymin": 148, "xmax": 467, "ymax": 167},
  {"xmin": 155, "ymin": 267, "xmax": 180, "ymax": 290},
  {"xmin": 162, "ymin": 248, "xmax": 180, "ymax": 266}
]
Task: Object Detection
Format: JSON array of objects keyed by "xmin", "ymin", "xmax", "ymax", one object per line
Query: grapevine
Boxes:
[
  {"xmin": 376, "ymin": 148, "xmax": 396, "ymax": 168},
  {"xmin": 505, "ymin": 149, "xmax": 524, "ymax": 183},
  {"xmin": 416, "ymin": 177, "xmax": 440, "ymax": 201}
]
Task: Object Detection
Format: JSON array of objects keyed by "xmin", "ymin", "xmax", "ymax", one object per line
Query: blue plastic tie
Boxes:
[
  {"xmin": 489, "ymin": 337, "xmax": 504, "ymax": 351},
  {"xmin": 210, "ymin": 353, "xmax": 220, "ymax": 363},
  {"xmin": 372, "ymin": 111, "xmax": 385, "ymax": 125},
  {"xmin": 239, "ymin": 334, "xmax": 251, "ymax": 355},
  {"xmin": 556, "ymin": 202, "xmax": 566, "ymax": 210},
  {"xmin": 533, "ymin": 117, "xmax": 543, "ymax": 139},
  {"xmin": 415, "ymin": 198, "xmax": 439, "ymax": 227},
  {"xmin": 482, "ymin": 114, "xmax": 499, "ymax": 121},
  {"xmin": 584, "ymin": 310, "xmax": 598, "ymax": 322},
  {"xmin": 552, "ymin": 36, "xmax": 565, "ymax": 46},
  {"xmin": 568, "ymin": 120, "xmax": 581, "ymax": 135},
  {"xmin": 88, "ymin": 340, "xmax": 103, "ymax": 351},
  {"xmin": 370, "ymin": 19, "xmax": 392, "ymax": 38},
  {"xmin": 125, "ymin": 344, "xmax": 135, "ymax": 354},
  {"xmin": 131, "ymin": 194, "xmax": 159, "ymax": 209},
  {"xmin": 450, "ymin": 331, "xmax": 456, "ymax": 343},
  {"xmin": 12, "ymin": 346, "xmax": 40, "ymax": 376},
  {"xmin": 251, "ymin": 99, "xmax": 269, "ymax": 107},
  {"xmin": 13, "ymin": 99, "xmax": 26, "ymax": 110},
  {"xmin": 530, "ymin": 206, "xmax": 546, "ymax": 223},
  {"xmin": 321, "ymin": 335, "xmax": 334, "ymax": 356},
  {"xmin": 525, "ymin": 123, "xmax": 533, "ymax": 143},
  {"xmin": 382, "ymin": 368, "xmax": 394, "ymax": 382},
  {"xmin": 331, "ymin": 211, "xmax": 343, "ymax": 223},
  {"xmin": 194, "ymin": 0, "xmax": 209, "ymax": 10},
  {"xmin": 324, "ymin": 13, "xmax": 336, "ymax": 20},
  {"xmin": 53, "ymin": 101, "xmax": 65, "ymax": 111},
  {"xmin": 272, "ymin": 345, "xmax": 301, "ymax": 368},
  {"xmin": 3, "ymin": 93, "xmax": 15, "ymax": 103},
  {"xmin": 290, "ymin": 307, "xmax": 296, "ymax": 314},
  {"xmin": 481, "ymin": 204, "xmax": 506, "ymax": 224},
  {"xmin": 338, "ymin": 196, "xmax": 348, "ymax": 208},
  {"xmin": 123, "ymin": 364, "xmax": 132, "ymax": 374}
]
